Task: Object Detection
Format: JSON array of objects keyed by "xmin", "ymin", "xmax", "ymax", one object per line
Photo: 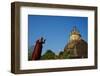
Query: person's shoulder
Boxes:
[{"xmin": 36, "ymin": 39, "xmax": 39, "ymax": 42}]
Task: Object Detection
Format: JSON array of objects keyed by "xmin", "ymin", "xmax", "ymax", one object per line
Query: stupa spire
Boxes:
[{"xmin": 70, "ymin": 26, "xmax": 81, "ymax": 41}]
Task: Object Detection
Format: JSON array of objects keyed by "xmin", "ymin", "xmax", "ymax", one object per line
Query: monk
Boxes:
[{"xmin": 32, "ymin": 37, "xmax": 46, "ymax": 60}]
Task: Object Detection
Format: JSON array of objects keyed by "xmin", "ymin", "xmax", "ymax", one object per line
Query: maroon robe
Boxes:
[{"xmin": 32, "ymin": 38, "xmax": 45, "ymax": 60}]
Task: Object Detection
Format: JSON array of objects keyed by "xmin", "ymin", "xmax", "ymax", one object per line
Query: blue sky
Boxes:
[{"xmin": 28, "ymin": 15, "xmax": 88, "ymax": 55}]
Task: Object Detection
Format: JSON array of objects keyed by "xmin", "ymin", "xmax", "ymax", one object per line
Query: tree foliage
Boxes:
[
  {"xmin": 62, "ymin": 51, "xmax": 71, "ymax": 59},
  {"xmin": 41, "ymin": 50, "xmax": 71, "ymax": 60},
  {"xmin": 41, "ymin": 50, "xmax": 56, "ymax": 60}
]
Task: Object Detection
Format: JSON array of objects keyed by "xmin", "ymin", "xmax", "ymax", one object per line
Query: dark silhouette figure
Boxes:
[{"xmin": 32, "ymin": 37, "xmax": 46, "ymax": 60}]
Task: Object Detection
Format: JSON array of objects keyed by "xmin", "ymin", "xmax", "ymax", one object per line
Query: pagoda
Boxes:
[{"xmin": 64, "ymin": 26, "xmax": 88, "ymax": 58}]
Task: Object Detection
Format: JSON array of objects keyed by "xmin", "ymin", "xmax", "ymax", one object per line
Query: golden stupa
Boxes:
[{"xmin": 64, "ymin": 26, "xmax": 88, "ymax": 58}]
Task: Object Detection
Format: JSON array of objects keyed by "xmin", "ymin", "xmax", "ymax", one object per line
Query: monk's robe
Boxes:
[{"xmin": 32, "ymin": 39, "xmax": 44, "ymax": 60}]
